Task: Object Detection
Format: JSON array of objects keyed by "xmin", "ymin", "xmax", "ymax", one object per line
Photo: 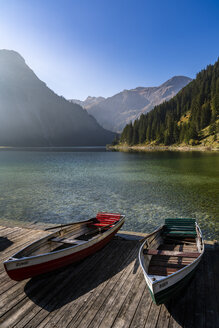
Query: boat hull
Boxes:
[
  {"xmin": 149, "ymin": 260, "xmax": 199, "ymax": 305},
  {"xmin": 4, "ymin": 219, "xmax": 124, "ymax": 281},
  {"xmin": 139, "ymin": 220, "xmax": 204, "ymax": 305}
]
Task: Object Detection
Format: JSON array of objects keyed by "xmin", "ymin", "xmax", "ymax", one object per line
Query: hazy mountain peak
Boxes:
[
  {"xmin": 70, "ymin": 95, "xmax": 106, "ymax": 109},
  {"xmin": 72, "ymin": 76, "xmax": 192, "ymax": 132},
  {"xmin": 0, "ymin": 50, "xmax": 115, "ymax": 146},
  {"xmin": 160, "ymin": 75, "xmax": 192, "ymax": 88},
  {"xmin": 0, "ymin": 49, "xmax": 25, "ymax": 63}
]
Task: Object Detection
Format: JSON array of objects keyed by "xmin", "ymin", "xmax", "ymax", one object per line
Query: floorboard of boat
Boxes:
[
  {"xmin": 147, "ymin": 240, "xmax": 199, "ymax": 276},
  {"xmin": 159, "ymin": 244, "xmax": 198, "ymax": 251},
  {"xmin": 0, "ymin": 225, "xmax": 218, "ymax": 328}
]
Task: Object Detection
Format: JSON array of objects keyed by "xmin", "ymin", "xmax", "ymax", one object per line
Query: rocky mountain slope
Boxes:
[
  {"xmin": 71, "ymin": 76, "xmax": 192, "ymax": 132},
  {"xmin": 0, "ymin": 50, "xmax": 115, "ymax": 147},
  {"xmin": 120, "ymin": 58, "xmax": 219, "ymax": 147}
]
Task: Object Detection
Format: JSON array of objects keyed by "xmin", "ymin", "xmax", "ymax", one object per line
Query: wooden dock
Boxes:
[{"xmin": 0, "ymin": 225, "xmax": 218, "ymax": 328}]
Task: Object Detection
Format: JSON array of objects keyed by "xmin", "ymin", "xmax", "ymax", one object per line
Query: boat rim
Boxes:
[
  {"xmin": 138, "ymin": 222, "xmax": 205, "ymax": 286},
  {"xmin": 4, "ymin": 215, "xmax": 125, "ymax": 264}
]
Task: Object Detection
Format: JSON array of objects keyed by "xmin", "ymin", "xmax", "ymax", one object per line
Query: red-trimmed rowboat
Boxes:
[{"xmin": 4, "ymin": 212, "xmax": 125, "ymax": 281}]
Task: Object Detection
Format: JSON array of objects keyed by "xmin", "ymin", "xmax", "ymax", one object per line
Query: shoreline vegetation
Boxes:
[
  {"xmin": 108, "ymin": 142, "xmax": 219, "ymax": 152},
  {"xmin": 117, "ymin": 59, "xmax": 219, "ymax": 152}
]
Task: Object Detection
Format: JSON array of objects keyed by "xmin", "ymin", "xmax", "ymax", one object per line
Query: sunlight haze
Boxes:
[{"xmin": 1, "ymin": 0, "xmax": 219, "ymax": 99}]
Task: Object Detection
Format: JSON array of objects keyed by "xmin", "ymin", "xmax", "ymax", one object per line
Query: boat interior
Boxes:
[
  {"xmin": 13, "ymin": 213, "xmax": 122, "ymax": 259},
  {"xmin": 142, "ymin": 218, "xmax": 203, "ymax": 280}
]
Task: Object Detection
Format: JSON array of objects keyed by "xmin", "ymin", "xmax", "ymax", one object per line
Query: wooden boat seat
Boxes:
[
  {"xmin": 50, "ymin": 237, "xmax": 87, "ymax": 245},
  {"xmin": 143, "ymin": 249, "xmax": 200, "ymax": 258}
]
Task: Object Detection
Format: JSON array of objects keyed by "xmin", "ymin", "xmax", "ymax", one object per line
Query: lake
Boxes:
[{"xmin": 0, "ymin": 148, "xmax": 218, "ymax": 240}]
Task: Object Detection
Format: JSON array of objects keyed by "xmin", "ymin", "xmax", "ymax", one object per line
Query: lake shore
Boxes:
[{"xmin": 108, "ymin": 143, "xmax": 219, "ymax": 152}]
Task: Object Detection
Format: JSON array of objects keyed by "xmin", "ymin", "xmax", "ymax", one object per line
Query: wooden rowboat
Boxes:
[
  {"xmin": 4, "ymin": 212, "xmax": 125, "ymax": 281},
  {"xmin": 139, "ymin": 218, "xmax": 204, "ymax": 305}
]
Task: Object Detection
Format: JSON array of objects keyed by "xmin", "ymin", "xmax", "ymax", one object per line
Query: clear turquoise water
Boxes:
[{"xmin": 0, "ymin": 149, "xmax": 218, "ymax": 240}]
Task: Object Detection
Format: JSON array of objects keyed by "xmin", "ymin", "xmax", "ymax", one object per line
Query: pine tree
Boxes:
[
  {"xmin": 132, "ymin": 120, "xmax": 139, "ymax": 145},
  {"xmin": 119, "ymin": 58, "xmax": 219, "ymax": 147},
  {"xmin": 127, "ymin": 123, "xmax": 133, "ymax": 145}
]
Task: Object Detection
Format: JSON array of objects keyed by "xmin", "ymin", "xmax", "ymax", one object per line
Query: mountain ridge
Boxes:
[
  {"xmin": 119, "ymin": 58, "xmax": 219, "ymax": 147},
  {"xmin": 0, "ymin": 50, "xmax": 115, "ymax": 146},
  {"xmin": 70, "ymin": 76, "xmax": 192, "ymax": 132}
]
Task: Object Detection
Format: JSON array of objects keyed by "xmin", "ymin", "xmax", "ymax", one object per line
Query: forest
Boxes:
[{"xmin": 119, "ymin": 58, "xmax": 219, "ymax": 146}]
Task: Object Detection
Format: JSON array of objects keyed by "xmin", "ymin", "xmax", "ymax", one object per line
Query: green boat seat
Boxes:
[{"xmin": 163, "ymin": 218, "xmax": 197, "ymax": 237}]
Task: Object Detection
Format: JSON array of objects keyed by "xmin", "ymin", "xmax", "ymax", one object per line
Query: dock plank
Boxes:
[
  {"xmin": 203, "ymin": 247, "xmax": 219, "ymax": 328},
  {"xmin": 0, "ymin": 225, "xmax": 218, "ymax": 328},
  {"xmin": 16, "ymin": 240, "xmax": 124, "ymax": 328},
  {"xmin": 155, "ymin": 304, "xmax": 170, "ymax": 328},
  {"xmin": 110, "ymin": 274, "xmax": 146, "ymax": 328},
  {"xmin": 129, "ymin": 287, "xmax": 152, "ymax": 328},
  {"xmin": 144, "ymin": 301, "xmax": 161, "ymax": 328},
  {"xmin": 64, "ymin": 242, "xmax": 137, "ymax": 328},
  {"xmin": 85, "ymin": 247, "xmax": 139, "ymax": 328},
  {"xmin": 97, "ymin": 269, "xmax": 142, "ymax": 328}
]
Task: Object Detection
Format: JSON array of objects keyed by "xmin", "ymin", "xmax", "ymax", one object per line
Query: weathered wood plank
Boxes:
[
  {"xmin": 202, "ymin": 247, "xmax": 219, "ymax": 328},
  {"xmin": 144, "ymin": 301, "xmax": 161, "ymax": 328},
  {"xmin": 150, "ymin": 258, "xmax": 193, "ymax": 266},
  {"xmin": 83, "ymin": 247, "xmax": 139, "ymax": 328},
  {"xmin": 13, "ymin": 238, "xmax": 132, "ymax": 328},
  {"xmin": 0, "ymin": 225, "xmax": 217, "ymax": 328},
  {"xmin": 0, "ymin": 226, "xmax": 9, "ymax": 232},
  {"xmin": 61, "ymin": 242, "xmax": 138, "ymax": 328},
  {"xmin": 14, "ymin": 240, "xmax": 124, "ymax": 328},
  {"xmin": 155, "ymin": 304, "xmax": 170, "ymax": 328},
  {"xmin": 97, "ymin": 269, "xmax": 142, "ymax": 328},
  {"xmin": 35, "ymin": 240, "xmax": 135, "ymax": 328},
  {"xmin": 110, "ymin": 274, "xmax": 146, "ymax": 328},
  {"xmin": 2, "ymin": 241, "xmax": 120, "ymax": 328},
  {"xmin": 51, "ymin": 244, "xmax": 137, "ymax": 327},
  {"xmin": 0, "ymin": 226, "xmax": 20, "ymax": 235},
  {"xmin": 166, "ymin": 291, "xmax": 187, "ymax": 328},
  {"xmin": 129, "ymin": 287, "xmax": 152, "ymax": 328},
  {"xmin": 0, "ymin": 230, "xmax": 47, "ymax": 263}
]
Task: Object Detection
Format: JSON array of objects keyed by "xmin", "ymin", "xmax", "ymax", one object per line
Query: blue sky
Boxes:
[{"xmin": 1, "ymin": 0, "xmax": 219, "ymax": 99}]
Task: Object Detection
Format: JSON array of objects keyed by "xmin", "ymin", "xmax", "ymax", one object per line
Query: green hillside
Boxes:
[{"xmin": 119, "ymin": 58, "xmax": 219, "ymax": 147}]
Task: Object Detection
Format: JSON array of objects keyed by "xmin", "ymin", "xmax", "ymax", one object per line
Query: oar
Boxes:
[
  {"xmin": 45, "ymin": 218, "xmax": 95, "ymax": 231},
  {"xmin": 50, "ymin": 223, "xmax": 114, "ymax": 243}
]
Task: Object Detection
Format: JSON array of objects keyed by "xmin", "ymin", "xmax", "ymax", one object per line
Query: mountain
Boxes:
[
  {"xmin": 70, "ymin": 96, "xmax": 105, "ymax": 108},
  {"xmin": 71, "ymin": 76, "xmax": 192, "ymax": 132},
  {"xmin": 120, "ymin": 59, "xmax": 219, "ymax": 146},
  {"xmin": 0, "ymin": 50, "xmax": 115, "ymax": 147}
]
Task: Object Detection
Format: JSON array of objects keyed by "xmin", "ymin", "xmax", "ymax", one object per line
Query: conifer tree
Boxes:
[{"xmin": 119, "ymin": 58, "xmax": 219, "ymax": 146}]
